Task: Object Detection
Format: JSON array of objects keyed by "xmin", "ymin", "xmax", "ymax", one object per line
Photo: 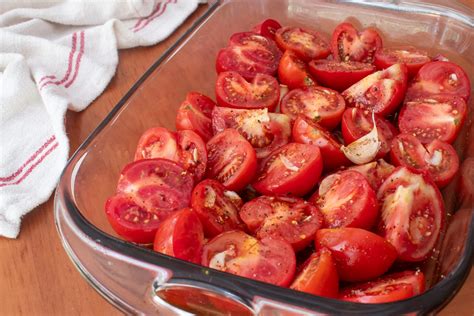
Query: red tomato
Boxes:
[
  {"xmin": 390, "ymin": 133, "xmax": 459, "ymax": 187},
  {"xmin": 341, "ymin": 108, "xmax": 398, "ymax": 158},
  {"xmin": 134, "ymin": 127, "xmax": 207, "ymax": 182},
  {"xmin": 191, "ymin": 179, "xmax": 245, "ymax": 238},
  {"xmin": 374, "ymin": 46, "xmax": 431, "ymax": 78},
  {"xmin": 212, "ymin": 107, "xmax": 291, "ymax": 159},
  {"xmin": 280, "ymin": 86, "xmax": 346, "ymax": 130},
  {"xmin": 216, "ymin": 32, "xmax": 281, "ymax": 80},
  {"xmin": 315, "ymin": 228, "xmax": 397, "ymax": 282},
  {"xmin": 340, "ymin": 271, "xmax": 426, "ymax": 303},
  {"xmin": 331, "ymin": 22, "xmax": 382, "ymax": 63},
  {"xmin": 239, "ymin": 196, "xmax": 324, "ymax": 251},
  {"xmin": 206, "ymin": 129, "xmax": 257, "ymax": 191},
  {"xmin": 252, "ymin": 18, "xmax": 282, "ymax": 40},
  {"xmin": 253, "ymin": 143, "xmax": 323, "ymax": 196},
  {"xmin": 176, "ymin": 92, "xmax": 216, "ymax": 141},
  {"xmin": 377, "ymin": 167, "xmax": 445, "ymax": 262},
  {"xmin": 153, "ymin": 208, "xmax": 205, "ymax": 264},
  {"xmin": 202, "ymin": 230, "xmax": 296, "ymax": 287},
  {"xmin": 308, "ymin": 60, "xmax": 375, "ymax": 92},
  {"xmin": 342, "ymin": 63, "xmax": 408, "ymax": 116},
  {"xmin": 290, "ymin": 248, "xmax": 339, "ymax": 298},
  {"xmin": 460, "ymin": 158, "xmax": 474, "ymax": 208},
  {"xmin": 215, "ymin": 71, "xmax": 280, "ymax": 111},
  {"xmin": 398, "ymin": 94, "xmax": 467, "ymax": 144},
  {"xmin": 349, "ymin": 159, "xmax": 395, "ymax": 190},
  {"xmin": 275, "ymin": 26, "xmax": 330, "ymax": 61},
  {"xmin": 406, "ymin": 61, "xmax": 471, "ymax": 101},
  {"xmin": 292, "ymin": 116, "xmax": 350, "ymax": 171},
  {"xmin": 311, "ymin": 170, "xmax": 379, "ymax": 230},
  {"xmin": 278, "ymin": 50, "xmax": 316, "ymax": 90}
]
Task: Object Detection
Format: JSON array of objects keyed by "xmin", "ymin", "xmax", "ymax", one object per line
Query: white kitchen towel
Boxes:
[{"xmin": 0, "ymin": 0, "xmax": 200, "ymax": 238}]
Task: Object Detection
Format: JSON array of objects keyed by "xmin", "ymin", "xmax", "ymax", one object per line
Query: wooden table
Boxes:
[{"xmin": 1, "ymin": 3, "xmax": 473, "ymax": 315}]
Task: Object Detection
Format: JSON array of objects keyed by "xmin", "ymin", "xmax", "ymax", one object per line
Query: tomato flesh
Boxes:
[
  {"xmin": 349, "ymin": 159, "xmax": 395, "ymax": 191},
  {"xmin": 176, "ymin": 92, "xmax": 216, "ymax": 141},
  {"xmin": 278, "ymin": 50, "xmax": 316, "ymax": 90},
  {"xmin": 374, "ymin": 46, "xmax": 430, "ymax": 78},
  {"xmin": 275, "ymin": 26, "xmax": 330, "ymax": 61}
]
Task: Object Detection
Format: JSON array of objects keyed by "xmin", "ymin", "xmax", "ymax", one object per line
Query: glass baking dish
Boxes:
[{"xmin": 54, "ymin": 0, "xmax": 474, "ymax": 314}]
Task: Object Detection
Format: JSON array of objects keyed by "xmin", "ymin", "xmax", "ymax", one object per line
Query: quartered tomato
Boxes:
[
  {"xmin": 253, "ymin": 143, "xmax": 323, "ymax": 196},
  {"xmin": 390, "ymin": 133, "xmax": 459, "ymax": 187},
  {"xmin": 341, "ymin": 108, "xmax": 398, "ymax": 158},
  {"xmin": 215, "ymin": 71, "xmax": 280, "ymax": 111},
  {"xmin": 331, "ymin": 22, "xmax": 382, "ymax": 63},
  {"xmin": 212, "ymin": 107, "xmax": 291, "ymax": 159},
  {"xmin": 311, "ymin": 170, "xmax": 379, "ymax": 230},
  {"xmin": 340, "ymin": 271, "xmax": 426, "ymax": 303},
  {"xmin": 315, "ymin": 228, "xmax": 397, "ymax": 282},
  {"xmin": 153, "ymin": 208, "xmax": 205, "ymax": 264},
  {"xmin": 202, "ymin": 230, "xmax": 296, "ymax": 287},
  {"xmin": 252, "ymin": 18, "xmax": 282, "ymax": 40},
  {"xmin": 377, "ymin": 167, "xmax": 445, "ymax": 262},
  {"xmin": 206, "ymin": 129, "xmax": 257, "ymax": 191},
  {"xmin": 349, "ymin": 159, "xmax": 395, "ymax": 191},
  {"xmin": 398, "ymin": 94, "xmax": 467, "ymax": 144},
  {"xmin": 239, "ymin": 196, "xmax": 324, "ymax": 251},
  {"xmin": 406, "ymin": 61, "xmax": 471, "ymax": 101},
  {"xmin": 278, "ymin": 50, "xmax": 316, "ymax": 90},
  {"xmin": 342, "ymin": 63, "xmax": 408, "ymax": 116},
  {"xmin": 176, "ymin": 92, "xmax": 216, "ymax": 141},
  {"xmin": 216, "ymin": 32, "xmax": 281, "ymax": 80},
  {"xmin": 290, "ymin": 248, "xmax": 339, "ymax": 298},
  {"xmin": 275, "ymin": 26, "xmax": 331, "ymax": 61},
  {"xmin": 280, "ymin": 86, "xmax": 346, "ymax": 130},
  {"xmin": 292, "ymin": 116, "xmax": 350, "ymax": 171},
  {"xmin": 374, "ymin": 46, "xmax": 430, "ymax": 77},
  {"xmin": 134, "ymin": 127, "xmax": 207, "ymax": 181},
  {"xmin": 308, "ymin": 60, "xmax": 375, "ymax": 92},
  {"xmin": 191, "ymin": 179, "xmax": 245, "ymax": 238}
]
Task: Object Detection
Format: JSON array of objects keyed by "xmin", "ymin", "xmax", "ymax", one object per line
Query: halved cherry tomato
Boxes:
[
  {"xmin": 206, "ymin": 129, "xmax": 257, "ymax": 191},
  {"xmin": 212, "ymin": 107, "xmax": 291, "ymax": 159},
  {"xmin": 292, "ymin": 116, "xmax": 350, "ymax": 171},
  {"xmin": 191, "ymin": 179, "xmax": 245, "ymax": 238},
  {"xmin": 374, "ymin": 46, "xmax": 431, "ymax": 78},
  {"xmin": 341, "ymin": 108, "xmax": 398, "ymax": 158},
  {"xmin": 278, "ymin": 50, "xmax": 316, "ymax": 90},
  {"xmin": 390, "ymin": 133, "xmax": 459, "ymax": 187},
  {"xmin": 215, "ymin": 71, "xmax": 280, "ymax": 111},
  {"xmin": 202, "ymin": 230, "xmax": 296, "ymax": 287},
  {"xmin": 153, "ymin": 208, "xmax": 205, "ymax": 264},
  {"xmin": 134, "ymin": 127, "xmax": 207, "ymax": 181},
  {"xmin": 275, "ymin": 26, "xmax": 330, "ymax": 61},
  {"xmin": 405, "ymin": 61, "xmax": 471, "ymax": 101},
  {"xmin": 339, "ymin": 271, "xmax": 426, "ymax": 303},
  {"xmin": 216, "ymin": 32, "xmax": 281, "ymax": 80},
  {"xmin": 252, "ymin": 18, "xmax": 282, "ymax": 40},
  {"xmin": 280, "ymin": 86, "xmax": 346, "ymax": 130},
  {"xmin": 349, "ymin": 159, "xmax": 395, "ymax": 191},
  {"xmin": 308, "ymin": 60, "xmax": 375, "ymax": 92},
  {"xmin": 315, "ymin": 228, "xmax": 397, "ymax": 282},
  {"xmin": 310, "ymin": 170, "xmax": 378, "ymax": 230},
  {"xmin": 253, "ymin": 143, "xmax": 323, "ymax": 196},
  {"xmin": 176, "ymin": 92, "xmax": 216, "ymax": 141},
  {"xmin": 377, "ymin": 167, "xmax": 445, "ymax": 262},
  {"xmin": 342, "ymin": 63, "xmax": 408, "ymax": 116},
  {"xmin": 290, "ymin": 248, "xmax": 339, "ymax": 298},
  {"xmin": 398, "ymin": 94, "xmax": 467, "ymax": 144},
  {"xmin": 460, "ymin": 158, "xmax": 474, "ymax": 208},
  {"xmin": 331, "ymin": 22, "xmax": 382, "ymax": 63},
  {"xmin": 239, "ymin": 196, "xmax": 323, "ymax": 251}
]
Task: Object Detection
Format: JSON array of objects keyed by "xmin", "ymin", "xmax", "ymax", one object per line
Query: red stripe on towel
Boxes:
[
  {"xmin": 133, "ymin": 0, "xmax": 175, "ymax": 33},
  {"xmin": 65, "ymin": 31, "xmax": 85, "ymax": 88}
]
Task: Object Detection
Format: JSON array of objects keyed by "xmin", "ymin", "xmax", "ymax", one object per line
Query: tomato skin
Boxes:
[
  {"xmin": 206, "ymin": 129, "xmax": 257, "ymax": 191},
  {"xmin": 278, "ymin": 50, "xmax": 316, "ymax": 90},
  {"xmin": 253, "ymin": 143, "xmax": 323, "ymax": 196},
  {"xmin": 290, "ymin": 248, "xmax": 339, "ymax": 298},
  {"xmin": 191, "ymin": 179, "xmax": 245, "ymax": 238},
  {"xmin": 153, "ymin": 208, "xmax": 205, "ymax": 264},
  {"xmin": 339, "ymin": 270, "xmax": 426, "ymax": 303},
  {"xmin": 252, "ymin": 19, "xmax": 282, "ymax": 40},
  {"xmin": 275, "ymin": 26, "xmax": 331, "ymax": 61},
  {"xmin": 308, "ymin": 60, "xmax": 375, "ymax": 92},
  {"xmin": 331, "ymin": 22, "xmax": 382, "ymax": 63},
  {"xmin": 349, "ymin": 159, "xmax": 395, "ymax": 191},
  {"xmin": 292, "ymin": 116, "xmax": 350, "ymax": 171},
  {"xmin": 374, "ymin": 46, "xmax": 431, "ymax": 78},
  {"xmin": 176, "ymin": 92, "xmax": 216, "ymax": 141}
]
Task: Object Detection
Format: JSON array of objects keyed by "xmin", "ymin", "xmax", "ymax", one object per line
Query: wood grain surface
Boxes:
[{"xmin": 0, "ymin": 3, "xmax": 473, "ymax": 316}]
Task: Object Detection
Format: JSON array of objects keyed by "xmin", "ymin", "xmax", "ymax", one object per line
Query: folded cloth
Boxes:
[{"xmin": 0, "ymin": 0, "xmax": 200, "ymax": 238}]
